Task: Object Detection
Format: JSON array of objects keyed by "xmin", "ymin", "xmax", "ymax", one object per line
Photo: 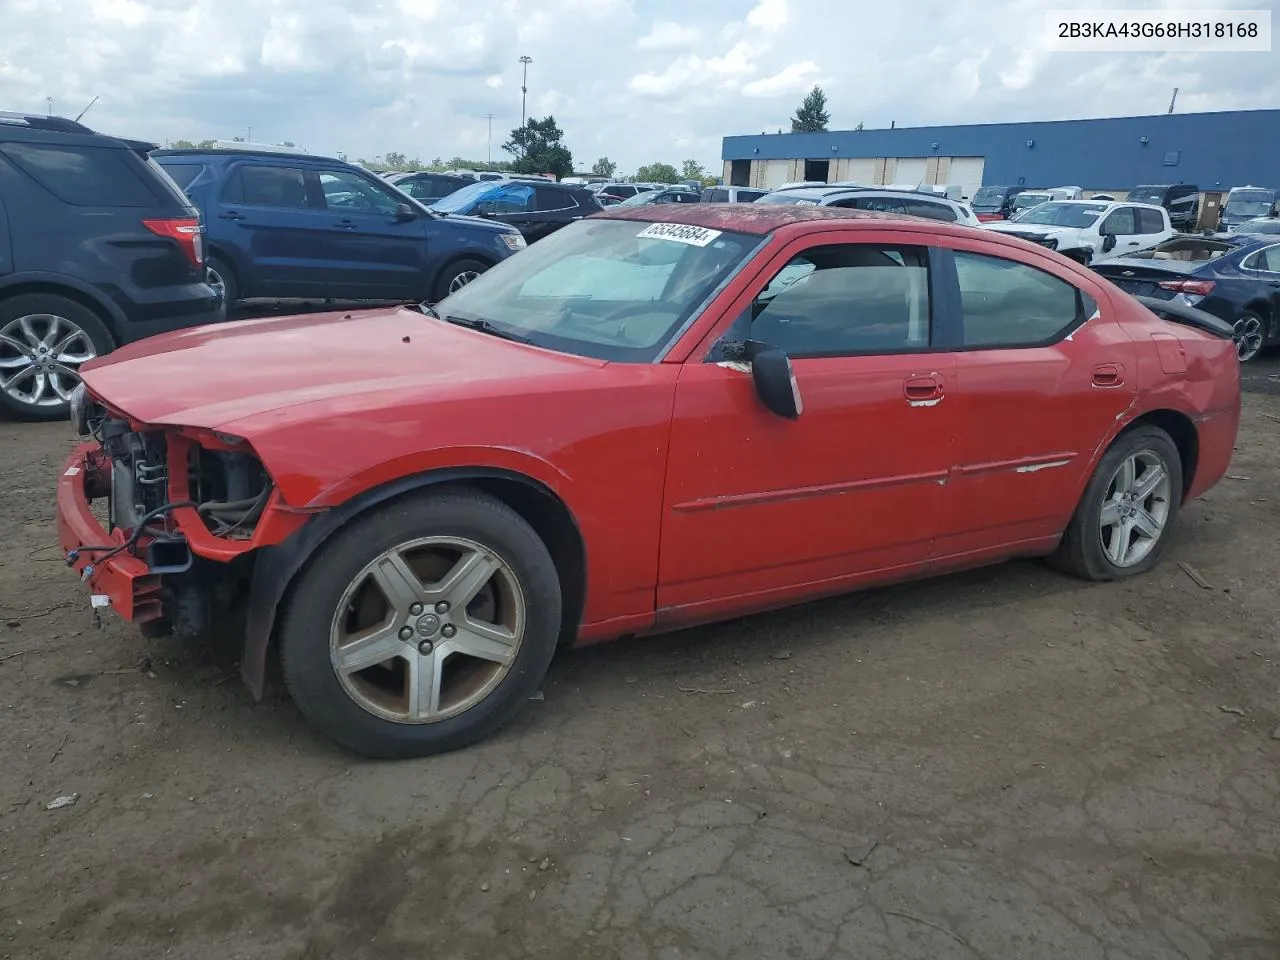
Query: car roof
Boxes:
[
  {"xmin": 597, "ymin": 202, "xmax": 985, "ymax": 237},
  {"xmin": 152, "ymin": 147, "xmax": 346, "ymax": 164}
]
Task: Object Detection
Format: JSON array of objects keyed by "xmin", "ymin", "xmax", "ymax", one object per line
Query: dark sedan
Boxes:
[
  {"xmin": 430, "ymin": 180, "xmax": 603, "ymax": 243},
  {"xmin": 1092, "ymin": 234, "xmax": 1280, "ymax": 362}
]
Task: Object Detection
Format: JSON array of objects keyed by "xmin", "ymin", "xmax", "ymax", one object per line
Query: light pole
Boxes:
[
  {"xmin": 519, "ymin": 56, "xmax": 532, "ymax": 129},
  {"xmin": 44, "ymin": 96, "xmax": 53, "ymax": 117},
  {"xmin": 484, "ymin": 113, "xmax": 495, "ymax": 167}
]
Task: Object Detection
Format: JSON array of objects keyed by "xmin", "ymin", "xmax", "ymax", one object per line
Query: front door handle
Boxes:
[
  {"xmin": 1092, "ymin": 362, "xmax": 1125, "ymax": 387},
  {"xmin": 904, "ymin": 375, "xmax": 944, "ymax": 406},
  {"xmin": 334, "ymin": 219, "xmax": 357, "ymax": 230},
  {"xmin": 219, "ymin": 210, "xmax": 244, "ymax": 221}
]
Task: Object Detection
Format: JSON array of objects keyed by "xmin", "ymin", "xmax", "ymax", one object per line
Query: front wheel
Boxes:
[
  {"xmin": 278, "ymin": 489, "xmax": 562, "ymax": 758},
  {"xmin": 0, "ymin": 293, "xmax": 114, "ymax": 421},
  {"xmin": 1048, "ymin": 425, "xmax": 1183, "ymax": 581},
  {"xmin": 432, "ymin": 258, "xmax": 491, "ymax": 302}
]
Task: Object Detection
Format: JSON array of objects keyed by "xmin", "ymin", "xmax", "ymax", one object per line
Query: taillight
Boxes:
[
  {"xmin": 142, "ymin": 217, "xmax": 204, "ymax": 269},
  {"xmin": 1157, "ymin": 279, "xmax": 1216, "ymax": 297}
]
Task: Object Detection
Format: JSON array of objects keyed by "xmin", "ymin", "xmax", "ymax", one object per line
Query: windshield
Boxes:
[
  {"xmin": 1126, "ymin": 187, "xmax": 1166, "ymax": 205},
  {"xmin": 1012, "ymin": 202, "xmax": 1107, "ymax": 227},
  {"xmin": 1225, "ymin": 191, "xmax": 1276, "ymax": 218},
  {"xmin": 432, "ymin": 218, "xmax": 758, "ymax": 361},
  {"xmin": 971, "ymin": 186, "xmax": 1009, "ymax": 210},
  {"xmin": 1237, "ymin": 218, "xmax": 1280, "ymax": 233},
  {"xmin": 429, "ymin": 180, "xmax": 498, "ymax": 213},
  {"xmin": 1013, "ymin": 193, "xmax": 1050, "ymax": 210}
]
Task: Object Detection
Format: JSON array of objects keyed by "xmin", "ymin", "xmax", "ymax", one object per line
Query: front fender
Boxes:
[{"xmin": 239, "ymin": 464, "xmax": 577, "ymax": 699}]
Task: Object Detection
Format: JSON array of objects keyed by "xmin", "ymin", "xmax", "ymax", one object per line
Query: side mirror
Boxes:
[
  {"xmin": 750, "ymin": 346, "xmax": 803, "ymax": 419},
  {"xmin": 393, "ymin": 202, "xmax": 417, "ymax": 222},
  {"xmin": 1101, "ymin": 234, "xmax": 1117, "ymax": 253}
]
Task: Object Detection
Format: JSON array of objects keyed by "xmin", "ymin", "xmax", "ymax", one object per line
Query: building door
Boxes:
[{"xmin": 949, "ymin": 157, "xmax": 986, "ymax": 200}]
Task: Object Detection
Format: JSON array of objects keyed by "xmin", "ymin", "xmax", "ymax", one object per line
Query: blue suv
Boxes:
[{"xmin": 151, "ymin": 148, "xmax": 526, "ymax": 306}]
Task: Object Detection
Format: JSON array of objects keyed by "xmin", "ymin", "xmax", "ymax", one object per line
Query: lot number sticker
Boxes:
[{"xmin": 637, "ymin": 222, "xmax": 723, "ymax": 246}]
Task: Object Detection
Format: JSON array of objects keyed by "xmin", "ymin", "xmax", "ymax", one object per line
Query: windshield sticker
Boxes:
[{"xmin": 637, "ymin": 222, "xmax": 723, "ymax": 246}]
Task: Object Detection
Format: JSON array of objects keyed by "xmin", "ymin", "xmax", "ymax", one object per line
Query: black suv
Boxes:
[
  {"xmin": 1127, "ymin": 184, "xmax": 1200, "ymax": 230},
  {"xmin": 429, "ymin": 179, "xmax": 604, "ymax": 243},
  {"xmin": 0, "ymin": 112, "xmax": 222, "ymax": 421},
  {"xmin": 391, "ymin": 172, "xmax": 475, "ymax": 205}
]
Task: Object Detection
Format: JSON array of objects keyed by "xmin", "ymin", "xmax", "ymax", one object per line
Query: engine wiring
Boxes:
[{"xmin": 198, "ymin": 482, "xmax": 273, "ymax": 537}]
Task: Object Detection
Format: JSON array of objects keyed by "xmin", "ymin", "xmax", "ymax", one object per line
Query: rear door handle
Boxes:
[
  {"xmin": 1092, "ymin": 363, "xmax": 1125, "ymax": 387},
  {"xmin": 904, "ymin": 375, "xmax": 944, "ymax": 406},
  {"xmin": 218, "ymin": 210, "xmax": 244, "ymax": 221},
  {"xmin": 334, "ymin": 219, "xmax": 357, "ymax": 230}
]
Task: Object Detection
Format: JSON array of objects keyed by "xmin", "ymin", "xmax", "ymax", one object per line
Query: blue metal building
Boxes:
[{"xmin": 720, "ymin": 109, "xmax": 1280, "ymax": 197}]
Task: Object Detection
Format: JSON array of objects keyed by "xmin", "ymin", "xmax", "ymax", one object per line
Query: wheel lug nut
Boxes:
[
  {"xmin": 418, "ymin": 639, "xmax": 434, "ymax": 655},
  {"xmin": 441, "ymin": 624, "xmax": 456, "ymax": 638},
  {"xmin": 398, "ymin": 626, "xmax": 414, "ymax": 640},
  {"xmin": 409, "ymin": 602, "xmax": 424, "ymax": 615},
  {"xmin": 435, "ymin": 601, "xmax": 449, "ymax": 613}
]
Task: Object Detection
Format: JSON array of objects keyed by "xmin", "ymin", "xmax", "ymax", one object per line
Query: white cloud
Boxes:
[
  {"xmin": 636, "ymin": 21, "xmax": 703, "ymax": 50},
  {"xmin": 742, "ymin": 60, "xmax": 820, "ymax": 97},
  {"xmin": 629, "ymin": 40, "xmax": 760, "ymax": 98},
  {"xmin": 745, "ymin": 0, "xmax": 788, "ymax": 33},
  {"xmin": 485, "ymin": 74, "xmax": 504, "ymax": 88}
]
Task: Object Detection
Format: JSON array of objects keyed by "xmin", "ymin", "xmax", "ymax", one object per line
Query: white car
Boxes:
[
  {"xmin": 981, "ymin": 200, "xmax": 1175, "ymax": 264},
  {"xmin": 755, "ymin": 186, "xmax": 981, "ymax": 227}
]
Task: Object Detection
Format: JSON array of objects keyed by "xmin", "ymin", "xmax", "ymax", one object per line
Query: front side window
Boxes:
[
  {"xmin": 319, "ymin": 170, "xmax": 400, "ymax": 215},
  {"xmin": 0, "ymin": 142, "xmax": 156, "ymax": 206},
  {"xmin": 745, "ymin": 244, "xmax": 932, "ymax": 357},
  {"xmin": 224, "ymin": 165, "xmax": 309, "ymax": 208},
  {"xmin": 483, "ymin": 183, "xmax": 535, "ymax": 214},
  {"xmin": 956, "ymin": 251, "xmax": 1088, "ymax": 348},
  {"xmin": 434, "ymin": 218, "xmax": 758, "ymax": 362}
]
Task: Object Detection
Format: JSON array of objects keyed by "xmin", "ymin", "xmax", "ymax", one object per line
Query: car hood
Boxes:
[
  {"xmin": 79, "ymin": 306, "xmax": 604, "ymax": 430},
  {"xmin": 432, "ymin": 211, "xmax": 516, "ymax": 234},
  {"xmin": 982, "ymin": 222, "xmax": 1079, "ymax": 238}
]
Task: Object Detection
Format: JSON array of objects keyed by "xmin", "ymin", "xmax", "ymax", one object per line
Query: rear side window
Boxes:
[
  {"xmin": 908, "ymin": 200, "xmax": 957, "ymax": 222},
  {"xmin": 535, "ymin": 187, "xmax": 574, "ymax": 211},
  {"xmin": 156, "ymin": 162, "xmax": 203, "ymax": 190},
  {"xmin": 956, "ymin": 251, "xmax": 1086, "ymax": 348},
  {"xmin": 222, "ymin": 165, "xmax": 309, "ymax": 208},
  {"xmin": 0, "ymin": 142, "xmax": 157, "ymax": 207},
  {"xmin": 1136, "ymin": 208, "xmax": 1166, "ymax": 234},
  {"xmin": 738, "ymin": 190, "xmax": 766, "ymax": 202}
]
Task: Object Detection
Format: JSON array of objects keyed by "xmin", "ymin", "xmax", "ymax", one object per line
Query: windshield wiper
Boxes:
[{"xmin": 443, "ymin": 314, "xmax": 533, "ymax": 343}]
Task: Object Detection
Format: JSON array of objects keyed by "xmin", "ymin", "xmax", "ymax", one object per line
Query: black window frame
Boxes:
[
  {"xmin": 950, "ymin": 248, "xmax": 1098, "ymax": 351},
  {"xmin": 722, "ymin": 241, "xmax": 937, "ymax": 360}
]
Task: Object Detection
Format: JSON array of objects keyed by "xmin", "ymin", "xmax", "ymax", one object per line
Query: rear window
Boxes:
[
  {"xmin": 1126, "ymin": 187, "xmax": 1165, "ymax": 205},
  {"xmin": 155, "ymin": 161, "xmax": 203, "ymax": 190},
  {"xmin": 0, "ymin": 142, "xmax": 158, "ymax": 207},
  {"xmin": 702, "ymin": 188, "xmax": 729, "ymax": 202}
]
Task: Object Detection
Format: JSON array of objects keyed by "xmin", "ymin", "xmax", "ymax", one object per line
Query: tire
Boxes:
[
  {"xmin": 0, "ymin": 293, "xmax": 115, "ymax": 422},
  {"xmin": 207, "ymin": 255, "xmax": 239, "ymax": 309},
  {"xmin": 1232, "ymin": 309, "xmax": 1267, "ymax": 363},
  {"xmin": 432, "ymin": 257, "xmax": 491, "ymax": 302},
  {"xmin": 1048, "ymin": 425, "xmax": 1183, "ymax": 582},
  {"xmin": 278, "ymin": 489, "xmax": 562, "ymax": 758}
]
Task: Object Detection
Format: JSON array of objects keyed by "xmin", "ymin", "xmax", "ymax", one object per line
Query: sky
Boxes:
[{"xmin": 2, "ymin": 0, "xmax": 1278, "ymax": 174}]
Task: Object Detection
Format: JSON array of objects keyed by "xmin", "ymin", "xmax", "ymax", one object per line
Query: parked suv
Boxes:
[
  {"xmin": 756, "ymin": 186, "xmax": 980, "ymax": 226},
  {"xmin": 1126, "ymin": 184, "xmax": 1200, "ymax": 230},
  {"xmin": 428, "ymin": 180, "xmax": 603, "ymax": 243},
  {"xmin": 0, "ymin": 112, "xmax": 222, "ymax": 421},
  {"xmin": 970, "ymin": 185, "xmax": 1027, "ymax": 221},
  {"xmin": 152, "ymin": 148, "xmax": 525, "ymax": 306},
  {"xmin": 390, "ymin": 172, "xmax": 476, "ymax": 205}
]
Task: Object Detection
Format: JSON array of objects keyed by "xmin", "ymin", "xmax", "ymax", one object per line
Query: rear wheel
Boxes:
[
  {"xmin": 207, "ymin": 255, "xmax": 239, "ymax": 309},
  {"xmin": 0, "ymin": 293, "xmax": 114, "ymax": 421},
  {"xmin": 1048, "ymin": 425, "xmax": 1182, "ymax": 581},
  {"xmin": 279, "ymin": 489, "xmax": 562, "ymax": 758},
  {"xmin": 1233, "ymin": 309, "xmax": 1267, "ymax": 363},
  {"xmin": 433, "ymin": 258, "xmax": 491, "ymax": 302}
]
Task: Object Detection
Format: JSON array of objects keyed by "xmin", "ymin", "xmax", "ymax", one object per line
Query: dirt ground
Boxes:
[{"xmin": 2, "ymin": 362, "xmax": 1279, "ymax": 960}]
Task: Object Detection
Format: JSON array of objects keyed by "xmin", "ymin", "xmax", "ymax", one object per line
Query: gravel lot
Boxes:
[{"xmin": 1, "ymin": 357, "xmax": 1278, "ymax": 960}]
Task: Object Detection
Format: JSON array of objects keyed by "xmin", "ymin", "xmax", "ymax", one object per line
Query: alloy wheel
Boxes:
[
  {"xmin": 1232, "ymin": 314, "xmax": 1265, "ymax": 362},
  {"xmin": 448, "ymin": 270, "xmax": 480, "ymax": 294},
  {"xmin": 1098, "ymin": 450, "xmax": 1172, "ymax": 568},
  {"xmin": 0, "ymin": 313, "xmax": 98, "ymax": 410},
  {"xmin": 329, "ymin": 536, "xmax": 526, "ymax": 723}
]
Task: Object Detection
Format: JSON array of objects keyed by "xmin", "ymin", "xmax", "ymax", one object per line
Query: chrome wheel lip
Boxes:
[
  {"xmin": 1232, "ymin": 314, "xmax": 1265, "ymax": 362},
  {"xmin": 0, "ymin": 313, "xmax": 97, "ymax": 409},
  {"xmin": 448, "ymin": 270, "xmax": 481, "ymax": 294},
  {"xmin": 329, "ymin": 535, "xmax": 526, "ymax": 725},
  {"xmin": 1098, "ymin": 449, "xmax": 1173, "ymax": 568},
  {"xmin": 207, "ymin": 267, "xmax": 227, "ymax": 300}
]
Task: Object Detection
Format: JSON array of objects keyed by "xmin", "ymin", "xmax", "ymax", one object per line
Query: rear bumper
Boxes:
[{"xmin": 55, "ymin": 444, "xmax": 163, "ymax": 623}]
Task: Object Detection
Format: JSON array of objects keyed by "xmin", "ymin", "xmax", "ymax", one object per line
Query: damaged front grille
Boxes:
[
  {"xmin": 99, "ymin": 419, "xmax": 169, "ymax": 532},
  {"xmin": 188, "ymin": 444, "xmax": 272, "ymax": 538}
]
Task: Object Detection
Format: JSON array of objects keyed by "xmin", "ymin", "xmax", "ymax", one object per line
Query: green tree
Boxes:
[
  {"xmin": 503, "ymin": 116, "xmax": 574, "ymax": 179},
  {"xmin": 680, "ymin": 159, "xmax": 705, "ymax": 181},
  {"xmin": 854, "ymin": 122, "xmax": 864, "ymax": 131},
  {"xmin": 592, "ymin": 156, "xmax": 617, "ymax": 177},
  {"xmin": 635, "ymin": 162, "xmax": 679, "ymax": 183},
  {"xmin": 171, "ymin": 139, "xmax": 195, "ymax": 148},
  {"xmin": 232, "ymin": 136, "xmax": 245, "ymax": 142},
  {"xmin": 384, "ymin": 151, "xmax": 408, "ymax": 169},
  {"xmin": 790, "ymin": 85, "xmax": 830, "ymax": 133}
]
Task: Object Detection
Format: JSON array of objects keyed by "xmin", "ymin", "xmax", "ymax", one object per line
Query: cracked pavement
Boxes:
[{"xmin": 2, "ymin": 370, "xmax": 1279, "ymax": 960}]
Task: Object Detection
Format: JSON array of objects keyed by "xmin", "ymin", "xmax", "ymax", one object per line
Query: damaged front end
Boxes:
[{"xmin": 58, "ymin": 385, "xmax": 309, "ymax": 643}]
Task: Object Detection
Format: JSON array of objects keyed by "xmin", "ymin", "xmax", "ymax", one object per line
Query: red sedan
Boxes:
[{"xmin": 55, "ymin": 205, "xmax": 1240, "ymax": 757}]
